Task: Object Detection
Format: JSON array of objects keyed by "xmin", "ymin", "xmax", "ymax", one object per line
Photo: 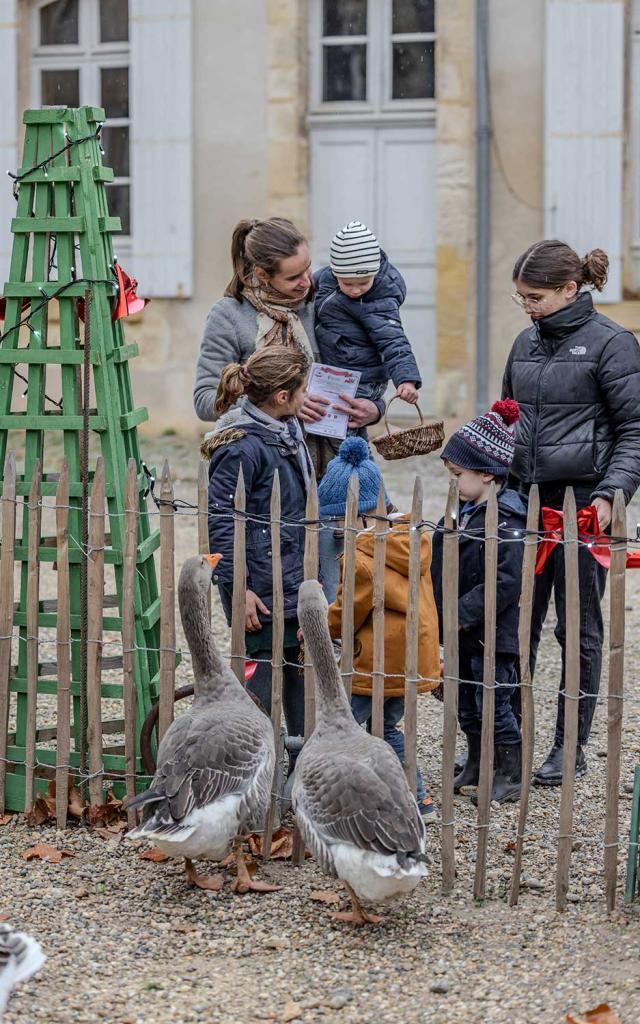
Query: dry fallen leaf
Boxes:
[
  {"xmin": 86, "ymin": 791, "xmax": 123, "ymax": 827},
  {"xmin": 22, "ymin": 843, "xmax": 75, "ymax": 864},
  {"xmin": 503, "ymin": 840, "xmax": 517, "ymax": 854},
  {"xmin": 247, "ymin": 827, "xmax": 295, "ymax": 860},
  {"xmin": 67, "ymin": 785, "xmax": 85, "ymax": 819},
  {"xmin": 0, "ymin": 914, "xmax": 9, "ymax": 922},
  {"xmin": 0, "ymin": 814, "xmax": 13, "ymax": 826},
  {"xmin": 282, "ymin": 1002, "xmax": 303, "ymax": 1023},
  {"xmin": 25, "ymin": 797, "xmax": 55, "ymax": 826},
  {"xmin": 566, "ymin": 1005, "xmax": 623, "ymax": 1024},
  {"xmin": 309, "ymin": 890, "xmax": 340, "ymax": 904},
  {"xmin": 138, "ymin": 847, "xmax": 170, "ymax": 863}
]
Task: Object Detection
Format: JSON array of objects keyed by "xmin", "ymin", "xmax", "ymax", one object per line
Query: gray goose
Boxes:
[
  {"xmin": 0, "ymin": 924, "xmax": 45, "ymax": 1019},
  {"xmin": 293, "ymin": 580, "xmax": 428, "ymax": 924},
  {"xmin": 127, "ymin": 554, "xmax": 279, "ymax": 893}
]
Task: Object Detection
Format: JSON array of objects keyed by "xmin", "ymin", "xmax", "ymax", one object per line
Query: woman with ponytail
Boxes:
[
  {"xmin": 503, "ymin": 239, "xmax": 640, "ymax": 785},
  {"xmin": 203, "ymin": 346, "xmax": 313, "ymax": 761},
  {"xmin": 194, "ymin": 218, "xmax": 383, "ymax": 476}
]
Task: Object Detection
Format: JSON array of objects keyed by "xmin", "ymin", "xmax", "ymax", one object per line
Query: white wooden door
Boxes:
[{"xmin": 310, "ymin": 123, "xmax": 436, "ymax": 406}]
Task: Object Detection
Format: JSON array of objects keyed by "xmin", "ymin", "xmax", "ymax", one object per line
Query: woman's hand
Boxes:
[
  {"xmin": 299, "ymin": 392, "xmax": 330, "ymax": 424},
  {"xmin": 332, "ymin": 394, "xmax": 380, "ymax": 429},
  {"xmin": 245, "ymin": 590, "xmax": 270, "ymax": 632},
  {"xmin": 396, "ymin": 382, "xmax": 419, "ymax": 404},
  {"xmin": 592, "ymin": 497, "xmax": 613, "ymax": 532}
]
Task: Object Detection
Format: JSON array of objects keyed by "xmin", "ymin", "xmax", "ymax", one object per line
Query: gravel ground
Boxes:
[{"xmin": 3, "ymin": 433, "xmax": 640, "ymax": 1024}]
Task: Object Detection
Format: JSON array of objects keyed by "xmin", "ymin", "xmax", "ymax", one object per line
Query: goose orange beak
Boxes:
[{"xmin": 203, "ymin": 553, "xmax": 222, "ymax": 569}]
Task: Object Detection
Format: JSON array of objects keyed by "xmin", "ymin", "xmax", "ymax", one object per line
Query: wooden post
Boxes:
[
  {"xmin": 303, "ymin": 475, "xmax": 319, "ymax": 737},
  {"xmin": 158, "ymin": 461, "xmax": 176, "ymax": 742},
  {"xmin": 604, "ymin": 489, "xmax": 626, "ymax": 911},
  {"xmin": 293, "ymin": 474, "xmax": 320, "ymax": 867},
  {"xmin": 340, "ymin": 473, "xmax": 359, "ymax": 700},
  {"xmin": 474, "ymin": 481, "xmax": 498, "ymax": 900},
  {"xmin": 230, "ymin": 467, "xmax": 246, "ymax": 685},
  {"xmin": 122, "ymin": 460, "xmax": 138, "ymax": 826},
  {"xmin": 510, "ymin": 484, "xmax": 540, "ymax": 905},
  {"xmin": 0, "ymin": 453, "xmax": 16, "ymax": 813},
  {"xmin": 198, "ymin": 460, "xmax": 211, "ymax": 620},
  {"xmin": 263, "ymin": 472, "xmax": 283, "ymax": 861},
  {"xmin": 441, "ymin": 476, "xmax": 459, "ymax": 894},
  {"xmin": 86, "ymin": 458, "xmax": 105, "ymax": 807},
  {"xmin": 24, "ymin": 461, "xmax": 42, "ymax": 813},
  {"xmin": 556, "ymin": 487, "xmax": 580, "ymax": 911},
  {"xmin": 371, "ymin": 482, "xmax": 387, "ymax": 739},
  {"xmin": 404, "ymin": 477, "xmax": 423, "ymax": 798},
  {"xmin": 55, "ymin": 461, "xmax": 72, "ymax": 827}
]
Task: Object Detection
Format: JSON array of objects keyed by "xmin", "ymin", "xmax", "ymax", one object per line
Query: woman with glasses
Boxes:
[{"xmin": 502, "ymin": 239, "xmax": 640, "ymax": 785}]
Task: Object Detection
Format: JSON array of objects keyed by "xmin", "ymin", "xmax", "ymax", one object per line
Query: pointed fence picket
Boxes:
[{"xmin": 0, "ymin": 453, "xmax": 633, "ymax": 912}]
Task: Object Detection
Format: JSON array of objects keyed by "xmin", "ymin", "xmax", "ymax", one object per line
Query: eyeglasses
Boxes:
[{"xmin": 511, "ymin": 286, "xmax": 562, "ymax": 310}]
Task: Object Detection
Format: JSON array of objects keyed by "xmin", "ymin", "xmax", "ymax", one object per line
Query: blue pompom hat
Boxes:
[{"xmin": 318, "ymin": 437, "xmax": 383, "ymax": 517}]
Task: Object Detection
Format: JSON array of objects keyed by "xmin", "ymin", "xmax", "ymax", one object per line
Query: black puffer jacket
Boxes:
[
  {"xmin": 430, "ymin": 488, "xmax": 527, "ymax": 655},
  {"xmin": 502, "ymin": 292, "xmax": 640, "ymax": 503},
  {"xmin": 207, "ymin": 424, "xmax": 307, "ymax": 622},
  {"xmin": 314, "ymin": 252, "xmax": 421, "ymax": 387}
]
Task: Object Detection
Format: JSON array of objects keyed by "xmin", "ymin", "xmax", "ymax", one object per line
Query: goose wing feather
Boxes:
[
  {"xmin": 141, "ymin": 702, "xmax": 273, "ymax": 830},
  {"xmin": 293, "ymin": 735, "xmax": 424, "ymax": 860}
]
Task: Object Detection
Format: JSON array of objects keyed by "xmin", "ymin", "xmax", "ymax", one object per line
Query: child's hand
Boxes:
[
  {"xmin": 396, "ymin": 382, "xmax": 419, "ymax": 404},
  {"xmin": 245, "ymin": 590, "xmax": 270, "ymax": 632}
]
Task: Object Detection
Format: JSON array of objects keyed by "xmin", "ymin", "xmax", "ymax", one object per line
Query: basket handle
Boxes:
[{"xmin": 383, "ymin": 395, "xmax": 424, "ymax": 437}]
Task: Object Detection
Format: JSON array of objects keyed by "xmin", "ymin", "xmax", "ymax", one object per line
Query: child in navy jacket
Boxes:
[
  {"xmin": 314, "ymin": 220, "xmax": 421, "ymax": 409},
  {"xmin": 431, "ymin": 400, "xmax": 526, "ymax": 804}
]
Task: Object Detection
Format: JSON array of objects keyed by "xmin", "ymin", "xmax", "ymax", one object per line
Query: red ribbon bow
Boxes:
[{"xmin": 536, "ymin": 505, "xmax": 640, "ymax": 573}]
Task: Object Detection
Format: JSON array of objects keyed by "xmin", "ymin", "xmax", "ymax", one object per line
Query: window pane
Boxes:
[
  {"xmin": 101, "ymin": 67, "xmax": 129, "ymax": 117},
  {"xmin": 323, "ymin": 45, "xmax": 366, "ymax": 101},
  {"xmin": 40, "ymin": 0, "xmax": 79, "ymax": 46},
  {"xmin": 107, "ymin": 184, "xmax": 130, "ymax": 235},
  {"xmin": 323, "ymin": 0, "xmax": 366, "ymax": 36},
  {"xmin": 41, "ymin": 69, "xmax": 79, "ymax": 107},
  {"xmin": 392, "ymin": 0, "xmax": 434, "ymax": 34},
  {"xmin": 102, "ymin": 126, "xmax": 130, "ymax": 176},
  {"xmin": 392, "ymin": 41, "xmax": 435, "ymax": 99},
  {"xmin": 100, "ymin": 0, "xmax": 129, "ymax": 43}
]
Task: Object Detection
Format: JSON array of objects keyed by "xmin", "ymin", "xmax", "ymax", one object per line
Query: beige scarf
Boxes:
[{"xmin": 242, "ymin": 275, "xmax": 314, "ymax": 362}]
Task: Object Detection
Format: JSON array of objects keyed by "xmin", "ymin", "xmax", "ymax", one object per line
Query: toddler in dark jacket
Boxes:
[
  {"xmin": 314, "ymin": 220, "xmax": 421, "ymax": 408},
  {"xmin": 431, "ymin": 399, "xmax": 526, "ymax": 804}
]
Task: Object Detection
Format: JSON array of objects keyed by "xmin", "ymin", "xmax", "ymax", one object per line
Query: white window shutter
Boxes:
[
  {"xmin": 130, "ymin": 0, "xmax": 193, "ymax": 297},
  {"xmin": 0, "ymin": 0, "xmax": 18, "ymax": 289},
  {"xmin": 544, "ymin": 1, "xmax": 624, "ymax": 302}
]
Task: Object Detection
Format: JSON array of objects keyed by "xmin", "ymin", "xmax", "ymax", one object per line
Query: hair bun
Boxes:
[
  {"xmin": 338, "ymin": 436, "xmax": 370, "ymax": 466},
  {"xmin": 581, "ymin": 249, "xmax": 609, "ymax": 292},
  {"xmin": 491, "ymin": 398, "xmax": 520, "ymax": 426}
]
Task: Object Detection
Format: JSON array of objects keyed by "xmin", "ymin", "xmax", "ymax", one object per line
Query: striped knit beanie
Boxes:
[
  {"xmin": 441, "ymin": 400, "xmax": 520, "ymax": 478},
  {"xmin": 330, "ymin": 220, "xmax": 381, "ymax": 278}
]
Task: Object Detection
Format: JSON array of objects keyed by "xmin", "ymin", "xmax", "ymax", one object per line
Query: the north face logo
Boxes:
[{"xmin": 569, "ymin": 345, "xmax": 586, "ymax": 355}]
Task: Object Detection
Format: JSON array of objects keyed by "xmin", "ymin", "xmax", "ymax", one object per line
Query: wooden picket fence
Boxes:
[{"xmin": 0, "ymin": 453, "xmax": 633, "ymax": 911}]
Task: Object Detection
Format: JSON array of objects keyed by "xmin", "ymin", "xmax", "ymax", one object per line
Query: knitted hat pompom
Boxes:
[
  {"xmin": 317, "ymin": 436, "xmax": 383, "ymax": 517},
  {"xmin": 491, "ymin": 398, "xmax": 520, "ymax": 426},
  {"xmin": 336, "ymin": 436, "xmax": 369, "ymax": 467}
]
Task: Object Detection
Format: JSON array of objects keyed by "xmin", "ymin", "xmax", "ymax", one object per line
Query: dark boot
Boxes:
[
  {"xmin": 454, "ymin": 734, "xmax": 481, "ymax": 792},
  {"xmin": 533, "ymin": 742, "xmax": 587, "ymax": 786},
  {"xmin": 491, "ymin": 743, "xmax": 521, "ymax": 804}
]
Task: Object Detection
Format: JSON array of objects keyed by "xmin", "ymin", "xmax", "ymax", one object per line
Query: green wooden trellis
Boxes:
[{"xmin": 0, "ymin": 106, "xmax": 162, "ymax": 812}]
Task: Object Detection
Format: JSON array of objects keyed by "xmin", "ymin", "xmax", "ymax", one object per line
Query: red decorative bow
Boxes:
[
  {"xmin": 77, "ymin": 263, "xmax": 149, "ymax": 323},
  {"xmin": 0, "ymin": 297, "xmax": 31, "ymax": 321},
  {"xmin": 536, "ymin": 505, "xmax": 640, "ymax": 573},
  {"xmin": 111, "ymin": 262, "xmax": 148, "ymax": 321}
]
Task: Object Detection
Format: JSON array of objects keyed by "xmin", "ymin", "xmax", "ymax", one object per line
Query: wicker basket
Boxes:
[{"xmin": 372, "ymin": 397, "xmax": 445, "ymax": 461}]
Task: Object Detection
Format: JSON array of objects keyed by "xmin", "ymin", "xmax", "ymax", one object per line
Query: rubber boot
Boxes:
[
  {"xmin": 490, "ymin": 742, "xmax": 522, "ymax": 804},
  {"xmin": 533, "ymin": 742, "xmax": 587, "ymax": 786},
  {"xmin": 454, "ymin": 734, "xmax": 481, "ymax": 792}
]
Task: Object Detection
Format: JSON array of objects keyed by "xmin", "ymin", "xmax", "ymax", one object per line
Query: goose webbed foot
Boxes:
[
  {"xmin": 230, "ymin": 838, "xmax": 284, "ymax": 895},
  {"xmin": 184, "ymin": 858, "xmax": 224, "ymax": 891},
  {"xmin": 329, "ymin": 883, "xmax": 384, "ymax": 925}
]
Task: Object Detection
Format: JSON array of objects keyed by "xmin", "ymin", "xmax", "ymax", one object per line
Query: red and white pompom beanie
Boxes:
[{"xmin": 440, "ymin": 399, "xmax": 520, "ymax": 478}]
